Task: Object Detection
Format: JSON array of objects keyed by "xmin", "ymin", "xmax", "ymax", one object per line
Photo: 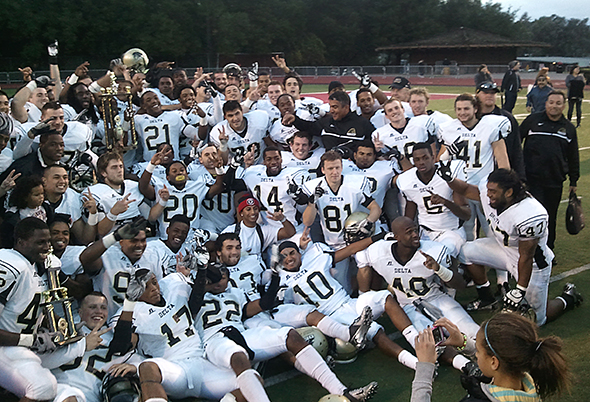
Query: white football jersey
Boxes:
[
  {"xmin": 154, "ymin": 178, "xmax": 211, "ymax": 236},
  {"xmin": 130, "ymin": 161, "xmax": 168, "ymax": 183},
  {"xmin": 225, "ymin": 254, "xmax": 266, "ymax": 300},
  {"xmin": 24, "ymin": 102, "xmax": 42, "ymax": 122},
  {"xmin": 134, "ymin": 111, "xmax": 196, "ymax": 161},
  {"xmin": 53, "ymin": 327, "xmax": 135, "ymax": 402},
  {"xmin": 145, "ymin": 88, "xmax": 180, "ymax": 106},
  {"xmin": 396, "ymin": 160, "xmax": 467, "ymax": 232},
  {"xmin": 48, "ymin": 188, "xmax": 83, "ymax": 224},
  {"xmin": 58, "ymin": 245, "xmax": 86, "ymax": 276},
  {"xmin": 0, "ymin": 249, "xmax": 47, "ymax": 334},
  {"xmin": 427, "ymin": 110, "xmax": 453, "ymax": 128},
  {"xmin": 302, "ymin": 175, "xmax": 374, "ymax": 249},
  {"xmin": 89, "ymin": 181, "xmax": 144, "ymax": 225},
  {"xmin": 280, "ymin": 243, "xmax": 350, "ymax": 316},
  {"xmin": 148, "ymin": 238, "xmax": 183, "ymax": 277},
  {"xmin": 240, "ymin": 165, "xmax": 310, "ymax": 226},
  {"xmin": 196, "ymin": 287, "xmax": 249, "ymax": 342},
  {"xmin": 209, "ymin": 110, "xmax": 270, "ymax": 164},
  {"xmin": 295, "ymin": 97, "xmax": 324, "ymax": 121},
  {"xmin": 14, "ymin": 121, "xmax": 92, "ymax": 165},
  {"xmin": 188, "ymin": 164, "xmax": 236, "ymax": 233},
  {"xmin": 437, "ymin": 115, "xmax": 510, "ymax": 185},
  {"xmin": 281, "ymin": 148, "xmax": 324, "ymax": 177},
  {"xmin": 342, "ymin": 159, "xmax": 400, "ymax": 207},
  {"xmin": 176, "ymin": 107, "xmax": 206, "ymax": 158},
  {"xmin": 371, "ymin": 116, "xmax": 435, "ymax": 159},
  {"xmin": 132, "ymin": 273, "xmax": 203, "ymax": 361},
  {"xmin": 478, "ymin": 178, "xmax": 553, "ymax": 268},
  {"xmin": 92, "ymin": 244, "xmax": 162, "ymax": 318},
  {"xmin": 251, "ymin": 99, "xmax": 281, "ymax": 122},
  {"xmin": 269, "ymin": 119, "xmax": 300, "ymax": 145},
  {"xmin": 355, "ymin": 240, "xmax": 451, "ymax": 306}
]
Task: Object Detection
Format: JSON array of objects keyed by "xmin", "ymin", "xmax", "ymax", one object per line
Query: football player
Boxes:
[
  {"xmin": 13, "ymin": 102, "xmax": 94, "ymax": 167},
  {"xmin": 277, "ymin": 232, "xmax": 420, "ymax": 370},
  {"xmin": 139, "ymin": 146, "xmax": 225, "ymax": 237},
  {"xmin": 300, "ymin": 150, "xmax": 381, "ymax": 292},
  {"xmin": 89, "ymin": 152, "xmax": 145, "ymax": 236},
  {"xmin": 268, "ymin": 93, "xmax": 303, "ymax": 148},
  {"xmin": 147, "ymin": 214, "xmax": 193, "ymax": 277},
  {"xmin": 187, "ymin": 143, "xmax": 237, "ymax": 234},
  {"xmin": 444, "ymin": 167, "xmax": 582, "ymax": 322},
  {"xmin": 0, "ymin": 218, "xmax": 90, "ymax": 402},
  {"xmin": 209, "ymin": 100, "xmax": 270, "ymax": 165},
  {"xmin": 134, "ymin": 91, "xmax": 198, "ymax": 161},
  {"xmin": 246, "ymin": 80, "xmax": 284, "ymax": 121},
  {"xmin": 238, "ymin": 146, "xmax": 310, "ymax": 229},
  {"xmin": 437, "ymin": 93, "xmax": 511, "ymax": 241},
  {"xmin": 281, "ymin": 131, "xmax": 324, "ymax": 177},
  {"xmin": 356, "ymin": 216, "xmax": 481, "ymax": 374},
  {"xmin": 222, "ymin": 195, "xmax": 295, "ymax": 257},
  {"xmin": 408, "ymin": 87, "xmax": 453, "ymax": 132},
  {"xmin": 342, "ymin": 141, "xmax": 407, "ymax": 229},
  {"xmin": 80, "ymin": 218, "xmax": 162, "ymax": 318},
  {"xmin": 396, "ymin": 143, "xmax": 470, "ymax": 257},
  {"xmin": 197, "ymin": 262, "xmax": 379, "ymax": 402}
]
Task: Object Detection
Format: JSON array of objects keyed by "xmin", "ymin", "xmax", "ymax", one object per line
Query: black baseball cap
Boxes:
[
  {"xmin": 476, "ymin": 81, "xmax": 499, "ymax": 93},
  {"xmin": 389, "ymin": 76, "xmax": 411, "ymax": 89}
]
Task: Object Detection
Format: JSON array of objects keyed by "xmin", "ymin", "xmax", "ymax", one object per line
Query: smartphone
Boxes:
[
  {"xmin": 432, "ymin": 326, "xmax": 447, "ymax": 346},
  {"xmin": 272, "ymin": 51, "xmax": 285, "ymax": 59}
]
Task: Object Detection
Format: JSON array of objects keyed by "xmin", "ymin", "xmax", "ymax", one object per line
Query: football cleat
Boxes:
[
  {"xmin": 461, "ymin": 361, "xmax": 483, "ymax": 377},
  {"xmin": 561, "ymin": 283, "xmax": 583, "ymax": 310},
  {"xmin": 348, "ymin": 306, "xmax": 373, "ymax": 350},
  {"xmin": 344, "ymin": 381, "xmax": 379, "ymax": 402},
  {"xmin": 465, "ymin": 297, "xmax": 499, "ymax": 311}
]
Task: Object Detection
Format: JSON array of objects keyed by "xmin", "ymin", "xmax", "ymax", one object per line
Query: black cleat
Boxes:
[{"xmin": 561, "ymin": 283, "xmax": 583, "ymax": 310}]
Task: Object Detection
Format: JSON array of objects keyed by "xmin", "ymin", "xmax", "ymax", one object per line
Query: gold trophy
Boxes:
[
  {"xmin": 40, "ymin": 249, "xmax": 83, "ymax": 346},
  {"xmin": 99, "ymin": 72, "xmax": 137, "ymax": 152}
]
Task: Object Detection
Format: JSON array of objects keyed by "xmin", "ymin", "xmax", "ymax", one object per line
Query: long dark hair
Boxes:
[{"xmin": 480, "ymin": 313, "xmax": 571, "ymax": 398}]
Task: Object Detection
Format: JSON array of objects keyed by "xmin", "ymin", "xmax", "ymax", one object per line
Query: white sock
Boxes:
[
  {"xmin": 397, "ymin": 349, "xmax": 418, "ymax": 370},
  {"xmin": 476, "ymin": 281, "xmax": 491, "ymax": 289},
  {"xmin": 236, "ymin": 369, "xmax": 270, "ymax": 402},
  {"xmin": 294, "ymin": 345, "xmax": 346, "ymax": 395},
  {"xmin": 452, "ymin": 354, "xmax": 471, "ymax": 371},
  {"xmin": 220, "ymin": 393, "xmax": 237, "ymax": 402},
  {"xmin": 316, "ymin": 316, "xmax": 350, "ymax": 342},
  {"xmin": 496, "ymin": 270, "xmax": 508, "ymax": 285},
  {"xmin": 145, "ymin": 399, "xmax": 167, "ymax": 402},
  {"xmin": 402, "ymin": 325, "xmax": 419, "ymax": 349}
]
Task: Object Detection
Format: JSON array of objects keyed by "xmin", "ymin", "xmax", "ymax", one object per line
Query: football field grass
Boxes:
[{"xmin": 261, "ymin": 85, "xmax": 590, "ymax": 402}]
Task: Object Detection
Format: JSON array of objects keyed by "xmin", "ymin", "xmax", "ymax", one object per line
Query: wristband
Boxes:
[
  {"xmin": 145, "ymin": 162, "xmax": 156, "ymax": 174},
  {"xmin": 199, "ymin": 116, "xmax": 208, "ymax": 127},
  {"xmin": 107, "ymin": 211, "xmax": 119, "ymax": 222},
  {"xmin": 516, "ymin": 284, "xmax": 527, "ymax": 292},
  {"xmin": 49, "ymin": 56, "xmax": 58, "ymax": 65},
  {"xmin": 18, "ymin": 333, "xmax": 34, "ymax": 347},
  {"xmin": 368, "ymin": 83, "xmax": 379, "ymax": 93},
  {"xmin": 456, "ymin": 333, "xmax": 468, "ymax": 351},
  {"xmin": 250, "ymin": 80, "xmax": 258, "ymax": 88},
  {"xmin": 158, "ymin": 198, "xmax": 168, "ymax": 207},
  {"xmin": 435, "ymin": 265, "xmax": 454, "ymax": 282},
  {"xmin": 214, "ymin": 166, "xmax": 225, "ymax": 176},
  {"xmin": 123, "ymin": 299, "xmax": 136, "ymax": 312},
  {"xmin": 219, "ymin": 141, "xmax": 228, "ymax": 152},
  {"xmin": 67, "ymin": 74, "xmax": 79, "ymax": 86},
  {"xmin": 242, "ymin": 98, "xmax": 254, "ymax": 109},
  {"xmin": 279, "ymin": 216, "xmax": 287, "ymax": 223},
  {"xmin": 26, "ymin": 81, "xmax": 38, "ymax": 92},
  {"xmin": 87, "ymin": 213, "xmax": 99, "ymax": 226},
  {"xmin": 102, "ymin": 233, "xmax": 117, "ymax": 249},
  {"xmin": 88, "ymin": 81, "xmax": 102, "ymax": 94}
]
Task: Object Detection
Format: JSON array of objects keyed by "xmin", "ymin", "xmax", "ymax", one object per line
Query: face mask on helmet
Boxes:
[{"xmin": 101, "ymin": 373, "xmax": 141, "ymax": 402}]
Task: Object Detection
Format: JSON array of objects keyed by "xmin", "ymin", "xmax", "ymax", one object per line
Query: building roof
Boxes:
[
  {"xmin": 376, "ymin": 27, "xmax": 550, "ymax": 51},
  {"xmin": 517, "ymin": 56, "xmax": 590, "ymax": 67}
]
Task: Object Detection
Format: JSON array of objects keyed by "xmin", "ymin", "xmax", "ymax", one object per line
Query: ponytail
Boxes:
[{"xmin": 481, "ymin": 313, "xmax": 571, "ymax": 399}]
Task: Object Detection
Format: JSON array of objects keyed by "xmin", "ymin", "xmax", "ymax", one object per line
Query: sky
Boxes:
[{"xmin": 491, "ymin": 0, "xmax": 590, "ymax": 20}]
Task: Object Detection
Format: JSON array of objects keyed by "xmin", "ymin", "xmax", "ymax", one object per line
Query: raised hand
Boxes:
[
  {"xmin": 436, "ymin": 160, "xmax": 454, "ymax": 182},
  {"xmin": 74, "ymin": 62, "xmax": 90, "ymax": 79},
  {"xmin": 82, "ymin": 189, "xmax": 98, "ymax": 214},
  {"xmin": 18, "ymin": 67, "xmax": 33, "ymax": 82},
  {"xmin": 0, "ymin": 170, "xmax": 21, "ymax": 192},
  {"xmin": 113, "ymin": 217, "xmax": 146, "ymax": 241},
  {"xmin": 299, "ymin": 226, "xmax": 312, "ymax": 250},
  {"xmin": 85, "ymin": 318, "xmax": 112, "ymax": 351},
  {"xmin": 419, "ymin": 250, "xmax": 440, "ymax": 271},
  {"xmin": 110, "ymin": 193, "xmax": 135, "ymax": 215},
  {"xmin": 373, "ymin": 133, "xmax": 385, "ymax": 152}
]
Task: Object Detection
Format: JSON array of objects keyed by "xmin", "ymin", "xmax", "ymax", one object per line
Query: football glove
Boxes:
[
  {"xmin": 308, "ymin": 182, "xmax": 325, "ymax": 204},
  {"xmin": 125, "ymin": 268, "xmax": 153, "ymax": 302},
  {"xmin": 287, "ymin": 177, "xmax": 308, "ymax": 204},
  {"xmin": 34, "ymin": 75, "xmax": 53, "ymax": 88},
  {"xmin": 248, "ymin": 62, "xmax": 259, "ymax": 82},
  {"xmin": 502, "ymin": 287, "xmax": 526, "ymax": 312},
  {"xmin": 269, "ymin": 244, "xmax": 282, "ymax": 273},
  {"xmin": 436, "ymin": 160, "xmax": 454, "ymax": 182},
  {"xmin": 357, "ymin": 218, "xmax": 375, "ymax": 237},
  {"xmin": 382, "ymin": 147, "xmax": 402, "ymax": 162},
  {"xmin": 47, "ymin": 40, "xmax": 59, "ymax": 57},
  {"xmin": 446, "ymin": 138, "xmax": 467, "ymax": 157},
  {"xmin": 352, "ymin": 69, "xmax": 371, "ymax": 87},
  {"xmin": 28, "ymin": 117, "xmax": 57, "ymax": 137},
  {"xmin": 114, "ymin": 217, "xmax": 147, "ymax": 241},
  {"xmin": 31, "ymin": 327, "xmax": 61, "ymax": 354},
  {"xmin": 332, "ymin": 144, "xmax": 353, "ymax": 160}
]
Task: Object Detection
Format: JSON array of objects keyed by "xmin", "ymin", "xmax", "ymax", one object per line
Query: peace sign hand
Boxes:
[{"xmin": 85, "ymin": 317, "xmax": 113, "ymax": 351}]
